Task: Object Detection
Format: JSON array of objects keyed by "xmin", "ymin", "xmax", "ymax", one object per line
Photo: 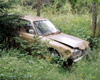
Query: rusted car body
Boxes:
[{"xmin": 17, "ymin": 15, "xmax": 90, "ymax": 62}]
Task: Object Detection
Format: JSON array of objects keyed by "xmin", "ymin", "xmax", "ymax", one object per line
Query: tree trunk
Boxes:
[
  {"xmin": 37, "ymin": 0, "xmax": 40, "ymax": 16},
  {"xmin": 96, "ymin": 19, "xmax": 100, "ymax": 37},
  {"xmin": 90, "ymin": 1, "xmax": 97, "ymax": 38}
]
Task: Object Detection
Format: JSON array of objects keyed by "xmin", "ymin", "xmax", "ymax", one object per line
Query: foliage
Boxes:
[
  {"xmin": 14, "ymin": 36, "xmax": 49, "ymax": 58},
  {"xmin": 13, "ymin": 0, "xmax": 67, "ymax": 10},
  {"xmin": 0, "ymin": 45, "xmax": 100, "ymax": 80},
  {"xmin": 59, "ymin": 1, "xmax": 72, "ymax": 14},
  {"xmin": 50, "ymin": 0, "xmax": 66, "ymax": 10},
  {"xmin": 0, "ymin": 0, "xmax": 21, "ymax": 44},
  {"xmin": 69, "ymin": 0, "xmax": 92, "ymax": 14},
  {"xmin": 70, "ymin": 48, "xmax": 100, "ymax": 80},
  {"xmin": 0, "ymin": 1, "xmax": 100, "ymax": 80},
  {"xmin": 0, "ymin": 49, "xmax": 59, "ymax": 80},
  {"xmin": 50, "ymin": 54, "xmax": 68, "ymax": 67},
  {"xmin": 14, "ymin": 36, "xmax": 69, "ymax": 66},
  {"xmin": 89, "ymin": 37, "xmax": 100, "ymax": 49}
]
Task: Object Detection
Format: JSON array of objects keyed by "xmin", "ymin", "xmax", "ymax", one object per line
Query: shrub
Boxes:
[
  {"xmin": 14, "ymin": 36, "xmax": 49, "ymax": 58},
  {"xmin": 0, "ymin": 49, "xmax": 59, "ymax": 80},
  {"xmin": 0, "ymin": 0, "xmax": 21, "ymax": 46}
]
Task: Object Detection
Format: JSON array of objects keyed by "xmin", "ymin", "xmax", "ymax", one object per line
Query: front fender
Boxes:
[{"xmin": 40, "ymin": 36, "xmax": 73, "ymax": 58}]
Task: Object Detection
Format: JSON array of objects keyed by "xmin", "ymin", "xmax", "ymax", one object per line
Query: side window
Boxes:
[{"xmin": 18, "ymin": 20, "xmax": 35, "ymax": 34}]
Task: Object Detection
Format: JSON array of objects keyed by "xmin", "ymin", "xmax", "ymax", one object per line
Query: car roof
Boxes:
[{"xmin": 20, "ymin": 15, "xmax": 49, "ymax": 22}]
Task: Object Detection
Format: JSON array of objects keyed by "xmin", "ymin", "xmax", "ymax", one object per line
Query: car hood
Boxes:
[{"xmin": 46, "ymin": 33, "xmax": 89, "ymax": 50}]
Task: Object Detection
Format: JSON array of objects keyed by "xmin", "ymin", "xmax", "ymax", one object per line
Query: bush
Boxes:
[
  {"xmin": 14, "ymin": 36, "xmax": 49, "ymax": 58},
  {"xmin": 0, "ymin": 46, "xmax": 100, "ymax": 80},
  {"xmin": 0, "ymin": 0, "xmax": 21, "ymax": 45},
  {"xmin": 0, "ymin": 49, "xmax": 59, "ymax": 80}
]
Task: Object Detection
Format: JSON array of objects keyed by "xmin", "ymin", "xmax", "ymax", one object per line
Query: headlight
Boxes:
[
  {"xmin": 71, "ymin": 47, "xmax": 91, "ymax": 59},
  {"xmin": 71, "ymin": 49, "xmax": 82, "ymax": 59}
]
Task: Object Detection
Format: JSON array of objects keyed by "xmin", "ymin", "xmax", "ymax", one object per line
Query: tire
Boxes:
[
  {"xmin": 48, "ymin": 48, "xmax": 60, "ymax": 64},
  {"xmin": 49, "ymin": 48, "xmax": 60, "ymax": 57}
]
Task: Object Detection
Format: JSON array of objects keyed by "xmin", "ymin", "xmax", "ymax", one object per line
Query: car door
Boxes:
[{"xmin": 17, "ymin": 20, "xmax": 36, "ymax": 44}]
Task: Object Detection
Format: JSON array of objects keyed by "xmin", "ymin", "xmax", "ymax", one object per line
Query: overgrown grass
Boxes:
[
  {"xmin": 0, "ymin": 47, "xmax": 100, "ymax": 80},
  {"xmin": 0, "ymin": 49, "xmax": 58, "ymax": 80},
  {"xmin": 1, "ymin": 4, "xmax": 100, "ymax": 80}
]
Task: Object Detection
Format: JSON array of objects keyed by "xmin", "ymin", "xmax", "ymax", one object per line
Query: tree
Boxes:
[
  {"xmin": 0, "ymin": 0, "xmax": 20, "ymax": 45},
  {"xmin": 90, "ymin": 1, "xmax": 97, "ymax": 38},
  {"xmin": 96, "ymin": 19, "xmax": 100, "ymax": 37},
  {"xmin": 37, "ymin": 0, "xmax": 40, "ymax": 16}
]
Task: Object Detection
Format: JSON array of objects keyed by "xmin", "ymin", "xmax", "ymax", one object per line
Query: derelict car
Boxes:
[{"xmin": 17, "ymin": 15, "xmax": 90, "ymax": 62}]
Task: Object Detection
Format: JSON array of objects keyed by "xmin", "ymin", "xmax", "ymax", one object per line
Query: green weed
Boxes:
[{"xmin": 0, "ymin": 2, "xmax": 100, "ymax": 80}]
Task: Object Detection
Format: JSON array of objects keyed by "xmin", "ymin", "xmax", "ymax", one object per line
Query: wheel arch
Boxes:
[{"xmin": 48, "ymin": 47, "xmax": 60, "ymax": 56}]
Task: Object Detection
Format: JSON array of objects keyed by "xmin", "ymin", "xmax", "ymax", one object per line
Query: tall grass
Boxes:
[
  {"xmin": 0, "ymin": 3, "xmax": 100, "ymax": 80},
  {"xmin": 0, "ymin": 46, "xmax": 100, "ymax": 80}
]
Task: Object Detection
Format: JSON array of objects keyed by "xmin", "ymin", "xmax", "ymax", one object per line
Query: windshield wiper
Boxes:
[
  {"xmin": 54, "ymin": 31, "xmax": 61, "ymax": 35},
  {"xmin": 44, "ymin": 31, "xmax": 61, "ymax": 36},
  {"xmin": 44, "ymin": 32, "xmax": 54, "ymax": 36}
]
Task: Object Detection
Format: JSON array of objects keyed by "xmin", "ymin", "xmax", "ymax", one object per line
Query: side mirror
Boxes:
[{"xmin": 29, "ymin": 29, "xmax": 35, "ymax": 34}]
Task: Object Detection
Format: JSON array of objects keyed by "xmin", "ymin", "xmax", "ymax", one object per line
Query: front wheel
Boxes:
[
  {"xmin": 48, "ymin": 48, "xmax": 59, "ymax": 56},
  {"xmin": 51, "ymin": 50, "xmax": 59, "ymax": 57},
  {"xmin": 48, "ymin": 48, "xmax": 60, "ymax": 60},
  {"xmin": 48, "ymin": 49, "xmax": 60, "ymax": 63}
]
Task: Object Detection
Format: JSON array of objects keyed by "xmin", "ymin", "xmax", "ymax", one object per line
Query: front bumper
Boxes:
[
  {"xmin": 73, "ymin": 52, "xmax": 86, "ymax": 62},
  {"xmin": 72, "ymin": 47, "xmax": 91, "ymax": 62}
]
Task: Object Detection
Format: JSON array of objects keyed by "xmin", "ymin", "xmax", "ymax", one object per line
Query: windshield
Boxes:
[{"xmin": 33, "ymin": 20, "xmax": 59, "ymax": 35}]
